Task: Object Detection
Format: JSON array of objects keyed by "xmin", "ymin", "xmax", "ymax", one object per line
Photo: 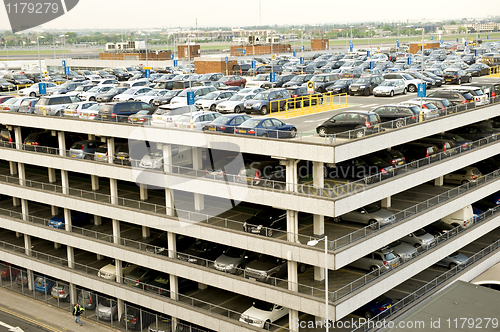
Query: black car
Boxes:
[
  {"xmin": 426, "ymin": 89, "xmax": 475, "ymax": 110},
  {"xmin": 341, "ymin": 68, "xmax": 363, "ymax": 79},
  {"xmin": 448, "ymin": 125, "xmax": 500, "ymax": 143},
  {"xmin": 151, "ymin": 89, "xmax": 182, "ymax": 107},
  {"xmin": 461, "ymin": 54, "xmax": 476, "ymax": 66},
  {"xmin": 23, "ymin": 131, "xmax": 59, "ymax": 153},
  {"xmin": 393, "ymin": 142, "xmax": 440, "ymax": 167},
  {"xmin": 325, "ymin": 78, "xmax": 354, "ymax": 94},
  {"xmin": 98, "ymin": 102, "xmax": 155, "ymax": 122},
  {"xmin": 423, "ymin": 220, "xmax": 457, "ymax": 237},
  {"xmin": 316, "ymin": 111, "xmax": 381, "ymax": 138},
  {"xmin": 371, "ymin": 149, "xmax": 405, "ymax": 167},
  {"xmin": 406, "ymin": 71, "xmax": 435, "ymax": 88},
  {"xmin": 120, "ymin": 306, "xmax": 155, "ymax": 331},
  {"xmin": 466, "ymin": 63, "xmax": 490, "ymax": 77},
  {"xmin": 177, "ymin": 240, "xmax": 226, "ymax": 266},
  {"xmin": 243, "ymin": 208, "xmax": 286, "ymax": 237},
  {"xmin": 473, "ymin": 157, "xmax": 500, "ymax": 174},
  {"xmin": 23, "ymin": 72, "xmax": 46, "ymax": 83},
  {"xmin": 330, "ymin": 155, "xmax": 395, "ymax": 183},
  {"xmin": 423, "ymin": 72, "xmax": 444, "ymax": 87},
  {"xmin": 261, "ymin": 74, "xmax": 295, "ymax": 89},
  {"xmin": 443, "ymin": 69, "xmax": 472, "ymax": 84},
  {"xmin": 105, "ymin": 68, "xmax": 131, "ymax": 81},
  {"xmin": 348, "ymin": 76, "xmax": 384, "ymax": 96},
  {"xmin": 308, "ymin": 74, "xmax": 340, "ymax": 93},
  {"xmin": 430, "ymin": 132, "xmax": 473, "ymax": 151},
  {"xmin": 285, "ymin": 86, "xmax": 322, "ymax": 108},
  {"xmin": 145, "ymin": 232, "xmax": 196, "ymax": 256},
  {"xmin": 372, "ymin": 104, "xmax": 421, "ymax": 128},
  {"xmin": 95, "ymin": 87, "xmax": 129, "ymax": 103},
  {"xmin": 0, "ymin": 79, "xmax": 15, "ymax": 91},
  {"xmin": 282, "ymin": 74, "xmax": 314, "ymax": 88},
  {"xmin": 3, "ymin": 73, "xmax": 33, "ymax": 85}
]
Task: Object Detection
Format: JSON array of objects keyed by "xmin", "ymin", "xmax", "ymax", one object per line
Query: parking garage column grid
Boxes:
[{"xmin": 435, "ymin": 176, "xmax": 444, "ymax": 186}]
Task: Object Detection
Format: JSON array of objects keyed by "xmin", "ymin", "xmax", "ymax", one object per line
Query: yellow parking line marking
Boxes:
[{"xmin": 0, "ymin": 307, "xmax": 62, "ymax": 332}]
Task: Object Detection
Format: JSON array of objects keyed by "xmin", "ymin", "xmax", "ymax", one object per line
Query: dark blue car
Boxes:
[
  {"xmin": 234, "ymin": 117, "xmax": 297, "ymax": 138},
  {"xmin": 34, "ymin": 275, "xmax": 55, "ymax": 293},
  {"xmin": 48, "ymin": 211, "xmax": 93, "ymax": 229},
  {"xmin": 359, "ymin": 294, "xmax": 394, "ymax": 319},
  {"xmin": 202, "ymin": 114, "xmax": 251, "ymax": 133}
]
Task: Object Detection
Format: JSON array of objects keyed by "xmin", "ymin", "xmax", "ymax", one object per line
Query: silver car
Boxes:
[
  {"xmin": 349, "ymin": 247, "xmax": 400, "ymax": 272},
  {"xmin": 373, "ymin": 79, "xmax": 406, "ymax": 97},
  {"xmin": 435, "ymin": 251, "xmax": 468, "ymax": 269},
  {"xmin": 387, "ymin": 240, "xmax": 418, "ymax": 261},
  {"xmin": 217, "ymin": 93, "xmax": 256, "ymax": 114},
  {"xmin": 400, "ymin": 229, "xmax": 436, "ymax": 249},
  {"xmin": 50, "ymin": 282, "xmax": 71, "ymax": 302},
  {"xmin": 96, "ymin": 296, "xmax": 118, "ymax": 321},
  {"xmin": 214, "ymin": 247, "xmax": 258, "ymax": 274},
  {"xmin": 139, "ymin": 149, "xmax": 164, "ymax": 170},
  {"xmin": 69, "ymin": 140, "xmax": 101, "ymax": 160},
  {"xmin": 334, "ymin": 202, "xmax": 396, "ymax": 228},
  {"xmin": 1, "ymin": 97, "xmax": 38, "ymax": 113}
]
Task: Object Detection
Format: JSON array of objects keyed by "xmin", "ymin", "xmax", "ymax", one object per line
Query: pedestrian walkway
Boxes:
[{"xmin": 0, "ymin": 287, "xmax": 117, "ymax": 332}]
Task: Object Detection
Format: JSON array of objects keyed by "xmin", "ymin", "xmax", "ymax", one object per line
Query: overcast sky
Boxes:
[{"xmin": 0, "ymin": 0, "xmax": 499, "ymax": 31}]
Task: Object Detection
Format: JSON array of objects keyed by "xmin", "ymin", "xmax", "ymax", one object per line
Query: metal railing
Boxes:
[
  {"xmin": 330, "ymin": 205, "xmax": 500, "ymax": 302},
  {"xmin": 0, "ymin": 247, "xmax": 290, "ymax": 331},
  {"xmin": 350, "ymin": 237, "xmax": 500, "ymax": 331},
  {"xmin": 269, "ymin": 92, "xmax": 348, "ymax": 118}
]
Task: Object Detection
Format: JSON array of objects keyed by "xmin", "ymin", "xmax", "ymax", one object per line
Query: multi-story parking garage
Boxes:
[{"xmin": 0, "ymin": 81, "xmax": 500, "ymax": 331}]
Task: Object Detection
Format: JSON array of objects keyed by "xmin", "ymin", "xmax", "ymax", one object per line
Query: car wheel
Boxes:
[
  {"xmin": 356, "ymin": 130, "xmax": 364, "ymax": 138},
  {"xmin": 240, "ymin": 83, "xmax": 245, "ymax": 88},
  {"xmin": 128, "ymin": 98, "xmax": 134, "ymax": 102},
  {"xmin": 267, "ymin": 229, "xmax": 274, "ymax": 237},
  {"xmin": 365, "ymin": 311, "xmax": 374, "ymax": 319},
  {"xmin": 369, "ymin": 266, "xmax": 378, "ymax": 272},
  {"xmin": 29, "ymin": 92, "xmax": 36, "ymax": 97},
  {"xmin": 364, "ymin": 176, "xmax": 373, "ymax": 185},
  {"xmin": 289, "ymin": 128, "xmax": 297, "ymax": 138},
  {"xmin": 364, "ymin": 88, "xmax": 370, "ymax": 96},
  {"xmin": 368, "ymin": 219, "xmax": 378, "ymax": 228},
  {"xmin": 234, "ymin": 106, "xmax": 241, "ymax": 113},
  {"xmin": 90, "ymin": 97, "xmax": 96, "ymax": 101},
  {"xmin": 468, "ymin": 76, "xmax": 472, "ymax": 83},
  {"xmin": 317, "ymin": 127, "xmax": 327, "ymax": 137},
  {"xmin": 260, "ymin": 106, "xmax": 268, "ymax": 115},
  {"xmin": 461, "ymin": 180, "xmax": 469, "ymax": 185},
  {"xmin": 245, "ymin": 110, "xmax": 252, "ymax": 115},
  {"xmin": 84, "ymin": 155, "xmax": 92, "ymax": 160},
  {"xmin": 264, "ymin": 320, "xmax": 271, "ymax": 330},
  {"xmin": 261, "ymin": 133, "xmax": 268, "ymax": 138},
  {"xmin": 333, "ymin": 216, "xmax": 342, "ymax": 223},
  {"xmin": 408, "ymin": 85, "xmax": 416, "ymax": 93},
  {"xmin": 210, "ymin": 104, "xmax": 216, "ymax": 111},
  {"xmin": 390, "ymin": 90, "xmax": 394, "ymax": 97},
  {"xmin": 449, "ymin": 263, "xmax": 457, "ymax": 269},
  {"xmin": 298, "ymin": 264, "xmax": 307, "ymax": 274},
  {"xmin": 458, "ymin": 78, "xmax": 461, "ymax": 85},
  {"xmin": 403, "ymin": 88, "xmax": 407, "ymax": 95},
  {"xmin": 349, "ymin": 92, "xmax": 354, "ymax": 96},
  {"xmin": 395, "ymin": 120, "xmax": 405, "ymax": 128},
  {"xmin": 409, "ymin": 159, "xmax": 418, "ymax": 168}
]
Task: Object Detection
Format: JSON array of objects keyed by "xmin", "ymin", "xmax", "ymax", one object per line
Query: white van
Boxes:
[{"xmin": 441, "ymin": 205, "xmax": 475, "ymax": 229}]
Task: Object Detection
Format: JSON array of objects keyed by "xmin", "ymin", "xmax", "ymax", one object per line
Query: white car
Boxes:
[
  {"xmin": 78, "ymin": 85, "xmax": 114, "ymax": 101},
  {"xmin": 78, "ymin": 103, "xmax": 102, "ymax": 120},
  {"xmin": 373, "ymin": 79, "xmax": 407, "ymax": 97},
  {"xmin": 97, "ymin": 260, "xmax": 136, "ymax": 280},
  {"xmin": 174, "ymin": 111, "xmax": 221, "ymax": 130},
  {"xmin": 65, "ymin": 84, "xmax": 96, "ymax": 97},
  {"xmin": 217, "ymin": 93, "xmax": 255, "ymax": 113},
  {"xmin": 239, "ymin": 301, "xmax": 289, "ymax": 329},
  {"xmin": 383, "ymin": 73, "xmax": 422, "ymax": 93},
  {"xmin": 245, "ymin": 74, "xmax": 270, "ymax": 88},
  {"xmin": 92, "ymin": 78, "xmax": 119, "ymax": 86},
  {"xmin": 18, "ymin": 82, "xmax": 58, "ymax": 97},
  {"xmin": 237, "ymin": 87, "xmax": 265, "ymax": 95},
  {"xmin": 1, "ymin": 97, "xmax": 38, "ymax": 112},
  {"xmin": 113, "ymin": 87, "xmax": 152, "ymax": 102},
  {"xmin": 151, "ymin": 105, "xmax": 200, "ymax": 128},
  {"xmin": 194, "ymin": 91, "xmax": 235, "ymax": 111},
  {"xmin": 134, "ymin": 89, "xmax": 170, "ymax": 104},
  {"xmin": 63, "ymin": 101, "xmax": 97, "ymax": 118}
]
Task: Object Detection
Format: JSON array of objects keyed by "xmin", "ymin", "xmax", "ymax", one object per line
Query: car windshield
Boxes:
[
  {"xmin": 3, "ymin": 98, "xmax": 17, "ymax": 105},
  {"xmin": 153, "ymin": 274, "xmax": 169, "ymax": 285},
  {"xmin": 254, "ymin": 74, "xmax": 270, "ymax": 81},
  {"xmin": 98, "ymin": 297, "xmax": 114, "ymax": 307},
  {"xmin": 164, "ymin": 90, "xmax": 180, "ymax": 97},
  {"xmin": 450, "ymin": 252, "xmax": 460, "ymax": 257},
  {"xmin": 253, "ymin": 300, "xmax": 274, "ymax": 311},
  {"xmin": 355, "ymin": 77, "xmax": 372, "ymax": 84},
  {"xmin": 334, "ymin": 79, "xmax": 350, "ymax": 86},
  {"xmin": 13, "ymin": 75, "xmax": 26, "ymax": 80},
  {"xmin": 134, "ymin": 110, "xmax": 149, "ymax": 115},
  {"xmin": 87, "ymin": 86, "xmax": 100, "ymax": 92},
  {"xmin": 95, "ymin": 145, "xmax": 107, "ymax": 153},
  {"xmin": 35, "ymin": 276, "xmax": 45, "ymax": 284},
  {"xmin": 364, "ymin": 203, "xmax": 381, "ymax": 213},
  {"xmin": 20, "ymin": 99, "xmax": 33, "ymax": 106},
  {"xmin": 254, "ymin": 91, "xmax": 270, "ymax": 100},
  {"xmin": 66, "ymin": 103, "xmax": 79, "ymax": 109},
  {"xmin": 379, "ymin": 81, "xmax": 397, "ymax": 87},
  {"xmin": 203, "ymin": 92, "xmax": 218, "ymax": 100},
  {"xmin": 212, "ymin": 116, "xmax": 233, "ymax": 125},
  {"xmin": 58, "ymin": 82, "xmax": 72, "ymax": 89},
  {"xmin": 148, "ymin": 150, "xmax": 163, "ymax": 157},
  {"xmin": 224, "ymin": 247, "xmax": 245, "ymax": 258},
  {"xmin": 290, "ymin": 76, "xmax": 304, "ymax": 82},
  {"xmin": 75, "ymin": 86, "xmax": 87, "ymax": 91},
  {"xmin": 311, "ymin": 76, "xmax": 326, "ymax": 82},
  {"xmin": 145, "ymin": 90, "xmax": 159, "ymax": 96},
  {"xmin": 384, "ymin": 252, "xmax": 397, "ymax": 260},
  {"xmin": 86, "ymin": 104, "xmax": 101, "ymax": 111},
  {"xmin": 414, "ymin": 229, "xmax": 427, "ymax": 237},
  {"xmin": 240, "ymin": 119, "xmax": 262, "ymax": 128},
  {"xmin": 121, "ymin": 89, "xmax": 135, "ymax": 95},
  {"xmin": 229, "ymin": 94, "xmax": 245, "ymax": 101}
]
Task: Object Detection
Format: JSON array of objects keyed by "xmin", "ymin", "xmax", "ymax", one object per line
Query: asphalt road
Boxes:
[{"xmin": 0, "ymin": 307, "xmax": 54, "ymax": 332}]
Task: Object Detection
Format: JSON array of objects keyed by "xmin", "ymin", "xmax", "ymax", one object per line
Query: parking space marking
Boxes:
[{"xmin": 390, "ymin": 288, "xmax": 412, "ymax": 295}]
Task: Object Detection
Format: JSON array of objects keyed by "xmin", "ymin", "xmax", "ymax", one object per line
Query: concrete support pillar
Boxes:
[
  {"xmin": 198, "ymin": 283, "xmax": 208, "ymax": 290},
  {"xmin": 91, "ymin": 175, "xmax": 99, "ymax": 191},
  {"xmin": 88, "ymin": 134, "xmax": 95, "ymax": 140},
  {"xmin": 287, "ymin": 250, "xmax": 299, "ymax": 331},
  {"xmin": 314, "ymin": 266, "xmax": 325, "ymax": 281},
  {"xmin": 169, "ymin": 274, "xmax": 179, "ymax": 301},
  {"xmin": 9, "ymin": 161, "xmax": 17, "ymax": 175},
  {"xmin": 381, "ymin": 196, "xmax": 391, "ymax": 208},
  {"xmin": 110, "ymin": 178, "xmax": 118, "ymax": 205},
  {"xmin": 51, "ymin": 205, "xmax": 58, "ymax": 216},
  {"xmin": 96, "ymin": 254, "xmax": 103, "ymax": 261},
  {"xmin": 140, "ymin": 184, "xmax": 148, "ymax": 201},
  {"xmin": 61, "ymin": 170, "xmax": 69, "ymax": 195},
  {"xmin": 115, "ymin": 259, "xmax": 123, "ymax": 284},
  {"xmin": 285, "ymin": 159, "xmax": 299, "ymax": 192},
  {"xmin": 167, "ymin": 231, "xmax": 179, "ymax": 300},
  {"xmin": 21, "ymin": 197, "xmax": 29, "ymax": 222},
  {"xmin": 112, "ymin": 219, "xmax": 120, "ymax": 245},
  {"xmin": 48, "ymin": 168, "xmax": 56, "ymax": 183},
  {"xmin": 23, "ymin": 234, "xmax": 33, "ymax": 291},
  {"xmin": 13, "ymin": 127, "xmax": 23, "ymax": 150},
  {"xmin": 117, "ymin": 299, "xmax": 124, "ymax": 321},
  {"xmin": 192, "ymin": 147, "xmax": 204, "ymax": 211},
  {"xmin": 12, "ymin": 197, "xmax": 20, "ymax": 207},
  {"xmin": 289, "ymin": 310, "xmax": 300, "ymax": 332},
  {"xmin": 94, "ymin": 216, "xmax": 102, "ymax": 226},
  {"xmin": 107, "ymin": 137, "xmax": 115, "ymax": 163},
  {"xmin": 67, "ymin": 246, "xmax": 74, "ymax": 269},
  {"xmin": 142, "ymin": 226, "xmax": 150, "ymax": 239},
  {"xmin": 69, "ymin": 282, "xmax": 77, "ymax": 305},
  {"xmin": 435, "ymin": 176, "xmax": 444, "ymax": 187},
  {"xmin": 57, "ymin": 131, "xmax": 66, "ymax": 156},
  {"xmin": 162, "ymin": 144, "xmax": 176, "ymax": 216},
  {"xmin": 287, "ymin": 210, "xmax": 299, "ymax": 243},
  {"xmin": 312, "ymin": 161, "xmax": 325, "ymax": 236}
]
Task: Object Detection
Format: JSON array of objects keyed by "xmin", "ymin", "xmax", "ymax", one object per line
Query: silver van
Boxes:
[{"xmin": 34, "ymin": 95, "xmax": 81, "ymax": 116}]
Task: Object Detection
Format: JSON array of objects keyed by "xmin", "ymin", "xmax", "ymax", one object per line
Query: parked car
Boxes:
[
  {"xmin": 78, "ymin": 85, "xmax": 114, "ymax": 101},
  {"xmin": 214, "ymin": 247, "xmax": 258, "ymax": 274},
  {"xmin": 98, "ymin": 102, "xmax": 155, "ymax": 122},
  {"xmin": 18, "ymin": 82, "xmax": 58, "ymax": 97},
  {"xmin": 195, "ymin": 90, "xmax": 235, "ymax": 111},
  {"xmin": 47, "ymin": 210, "xmax": 93, "ymax": 229},
  {"xmin": 371, "ymin": 149, "xmax": 406, "ymax": 167},
  {"xmin": 78, "ymin": 103, "xmax": 103, "ymax": 120},
  {"xmin": 393, "ymin": 142, "xmax": 440, "ymax": 167},
  {"xmin": 3, "ymin": 73, "xmax": 33, "ymax": 85},
  {"xmin": 316, "ymin": 111, "xmax": 381, "ymax": 138},
  {"xmin": 359, "ymin": 294, "xmax": 394, "ymax": 319},
  {"xmin": 1, "ymin": 97, "xmax": 38, "ymax": 113},
  {"xmin": 63, "ymin": 101, "xmax": 97, "ymax": 118},
  {"xmin": 307, "ymin": 73, "xmax": 340, "ymax": 93},
  {"xmin": 177, "ymin": 240, "xmax": 226, "ymax": 266},
  {"xmin": 145, "ymin": 274, "xmax": 196, "ymax": 297},
  {"xmin": 133, "ymin": 89, "xmax": 170, "ymax": 104},
  {"xmin": 170, "ymin": 86, "xmax": 217, "ymax": 105},
  {"xmin": 120, "ymin": 306, "xmax": 156, "ymax": 330},
  {"xmin": 282, "ymin": 74, "xmax": 314, "ymax": 88},
  {"xmin": 97, "ymin": 260, "xmax": 136, "ymax": 280},
  {"xmin": 448, "ymin": 124, "xmax": 500, "ymax": 143},
  {"xmin": 429, "ymin": 132, "xmax": 473, "ymax": 151},
  {"xmin": 244, "ymin": 89, "xmax": 291, "ymax": 115},
  {"xmin": 113, "ymin": 87, "xmax": 152, "ymax": 102},
  {"xmin": 243, "ymin": 207, "xmax": 286, "ymax": 237},
  {"xmin": 78, "ymin": 289, "xmax": 97, "ymax": 310},
  {"xmin": 174, "ymin": 111, "xmax": 221, "ymax": 131},
  {"xmin": 373, "ymin": 79, "xmax": 406, "ymax": 97},
  {"xmin": 444, "ymin": 166, "xmax": 482, "ymax": 185},
  {"xmin": 124, "ymin": 266, "xmax": 156, "ymax": 288},
  {"xmin": 34, "ymin": 275, "xmax": 55, "ymax": 293},
  {"xmin": 46, "ymin": 81, "xmax": 85, "ymax": 95},
  {"xmin": 443, "ymin": 68, "xmax": 472, "ymax": 84},
  {"xmin": 17, "ymin": 98, "xmax": 37, "ymax": 114},
  {"xmin": 261, "ymin": 74, "xmax": 295, "ymax": 89},
  {"xmin": 244, "ymin": 254, "xmax": 287, "ymax": 283},
  {"xmin": 145, "ymin": 232, "xmax": 196, "ymax": 256},
  {"xmin": 400, "ymin": 229, "xmax": 436, "ymax": 249},
  {"xmin": 202, "ymin": 114, "xmax": 251, "ymax": 133},
  {"xmin": 423, "ymin": 220, "xmax": 457, "ymax": 237},
  {"xmin": 216, "ymin": 93, "xmax": 255, "ymax": 114},
  {"xmin": 96, "ymin": 87, "xmax": 129, "ymax": 103},
  {"xmin": 97, "ymin": 296, "xmax": 118, "ymax": 321},
  {"xmin": 0, "ymin": 262, "xmax": 19, "ymax": 280},
  {"xmin": 387, "ymin": 240, "xmax": 418, "ymax": 260},
  {"xmin": 349, "ymin": 76, "xmax": 384, "ymax": 96},
  {"xmin": 23, "ymin": 130, "xmax": 59, "ymax": 153},
  {"xmin": 51, "ymin": 281, "xmax": 71, "ymax": 302},
  {"xmin": 325, "ymin": 78, "xmax": 354, "ymax": 94},
  {"xmin": 426, "ymin": 89, "xmax": 475, "ymax": 110},
  {"xmin": 333, "ymin": 202, "xmax": 396, "ymax": 228},
  {"xmin": 383, "ymin": 72, "xmax": 421, "ymax": 93},
  {"xmin": 151, "ymin": 89, "xmax": 182, "ymax": 106},
  {"xmin": 349, "ymin": 247, "xmax": 400, "ymax": 272},
  {"xmin": 371, "ymin": 104, "xmax": 421, "ymax": 128},
  {"xmin": 0, "ymin": 78, "xmax": 15, "ymax": 91},
  {"xmin": 239, "ymin": 301, "xmax": 289, "ymax": 329},
  {"xmin": 234, "ymin": 117, "xmax": 297, "ymax": 138},
  {"xmin": 151, "ymin": 104, "xmax": 200, "ymax": 128},
  {"xmin": 285, "ymin": 86, "xmax": 323, "ymax": 108},
  {"xmin": 34, "ymin": 95, "xmax": 82, "ymax": 116},
  {"xmin": 435, "ymin": 252, "xmax": 468, "ymax": 269},
  {"xmin": 69, "ymin": 140, "xmax": 101, "ymax": 160}
]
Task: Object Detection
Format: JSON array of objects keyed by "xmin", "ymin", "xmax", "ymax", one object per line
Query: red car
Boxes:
[
  {"xmin": 0, "ymin": 262, "xmax": 19, "ymax": 280},
  {"xmin": 218, "ymin": 75, "xmax": 247, "ymax": 88}
]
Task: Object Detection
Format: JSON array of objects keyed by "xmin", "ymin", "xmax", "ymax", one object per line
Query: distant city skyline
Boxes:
[{"xmin": 0, "ymin": 0, "xmax": 499, "ymax": 32}]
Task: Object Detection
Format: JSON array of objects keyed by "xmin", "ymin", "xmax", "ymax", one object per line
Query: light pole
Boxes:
[
  {"xmin": 37, "ymin": 35, "xmax": 45, "ymax": 82},
  {"xmin": 416, "ymin": 28, "xmax": 424, "ymax": 114},
  {"xmin": 307, "ymin": 236, "xmax": 329, "ymax": 332},
  {"xmin": 187, "ymin": 33, "xmax": 195, "ymax": 129},
  {"xmin": 60, "ymin": 34, "xmax": 68, "ymax": 62}
]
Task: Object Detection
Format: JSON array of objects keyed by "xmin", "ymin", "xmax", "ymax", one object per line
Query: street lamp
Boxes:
[
  {"xmin": 307, "ymin": 236, "xmax": 329, "ymax": 332},
  {"xmin": 416, "ymin": 28, "xmax": 425, "ymax": 115},
  {"xmin": 59, "ymin": 34, "xmax": 68, "ymax": 61},
  {"xmin": 37, "ymin": 35, "xmax": 45, "ymax": 82}
]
